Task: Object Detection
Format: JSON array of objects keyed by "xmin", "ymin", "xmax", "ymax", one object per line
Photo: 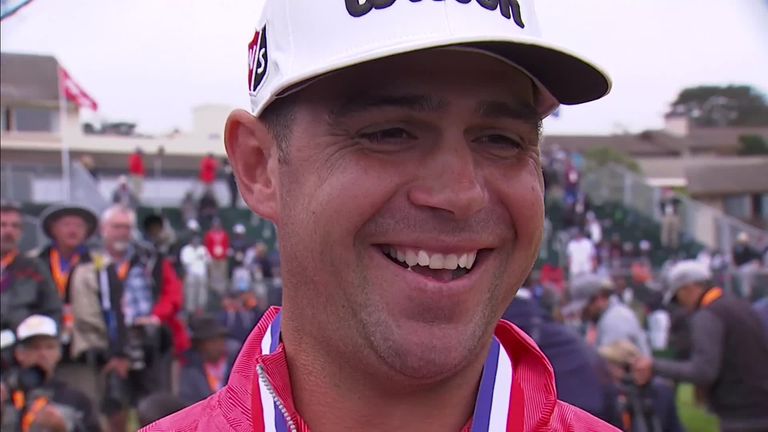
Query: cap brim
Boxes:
[{"xmin": 264, "ymin": 35, "xmax": 610, "ymax": 118}]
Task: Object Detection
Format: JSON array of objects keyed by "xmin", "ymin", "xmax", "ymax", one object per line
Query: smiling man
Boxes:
[{"xmin": 144, "ymin": 1, "xmax": 614, "ymax": 431}]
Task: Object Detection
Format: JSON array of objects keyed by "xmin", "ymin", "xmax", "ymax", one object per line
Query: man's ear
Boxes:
[{"xmin": 224, "ymin": 109, "xmax": 279, "ymax": 222}]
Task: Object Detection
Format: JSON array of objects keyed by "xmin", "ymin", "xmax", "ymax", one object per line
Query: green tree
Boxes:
[
  {"xmin": 738, "ymin": 134, "xmax": 768, "ymax": 155},
  {"xmin": 583, "ymin": 147, "xmax": 641, "ymax": 173},
  {"xmin": 669, "ymin": 85, "xmax": 768, "ymax": 127}
]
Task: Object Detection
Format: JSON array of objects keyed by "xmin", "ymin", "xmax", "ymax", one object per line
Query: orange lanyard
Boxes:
[
  {"xmin": 700, "ymin": 287, "xmax": 723, "ymax": 307},
  {"xmin": 205, "ymin": 361, "xmax": 225, "ymax": 392},
  {"xmin": 21, "ymin": 396, "xmax": 49, "ymax": 432},
  {"xmin": 50, "ymin": 249, "xmax": 80, "ymax": 298},
  {"xmin": 116, "ymin": 260, "xmax": 130, "ymax": 281},
  {"xmin": 1, "ymin": 250, "xmax": 17, "ymax": 271}
]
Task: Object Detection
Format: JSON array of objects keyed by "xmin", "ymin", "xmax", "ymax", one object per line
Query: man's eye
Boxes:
[
  {"xmin": 359, "ymin": 128, "xmax": 415, "ymax": 143},
  {"xmin": 475, "ymin": 134, "xmax": 523, "ymax": 149}
]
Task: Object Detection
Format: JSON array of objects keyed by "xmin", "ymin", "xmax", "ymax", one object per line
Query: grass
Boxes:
[{"xmin": 677, "ymin": 384, "xmax": 719, "ymax": 432}]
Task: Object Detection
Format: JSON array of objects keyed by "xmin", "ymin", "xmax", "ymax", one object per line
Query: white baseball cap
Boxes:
[
  {"xmin": 16, "ymin": 315, "xmax": 58, "ymax": 342},
  {"xmin": 247, "ymin": 0, "xmax": 611, "ymax": 118},
  {"xmin": 664, "ymin": 260, "xmax": 712, "ymax": 304}
]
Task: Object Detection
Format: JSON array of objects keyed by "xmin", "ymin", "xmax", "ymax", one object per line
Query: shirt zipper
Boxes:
[{"xmin": 257, "ymin": 364, "xmax": 298, "ymax": 432}]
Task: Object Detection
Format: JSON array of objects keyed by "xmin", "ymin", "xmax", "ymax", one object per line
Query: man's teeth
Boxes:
[{"xmin": 386, "ymin": 247, "xmax": 477, "ymax": 270}]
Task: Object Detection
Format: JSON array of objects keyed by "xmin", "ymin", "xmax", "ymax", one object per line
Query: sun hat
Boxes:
[
  {"xmin": 39, "ymin": 203, "xmax": 98, "ymax": 240},
  {"xmin": 664, "ymin": 260, "xmax": 712, "ymax": 304},
  {"xmin": 246, "ymin": 0, "xmax": 611, "ymax": 118}
]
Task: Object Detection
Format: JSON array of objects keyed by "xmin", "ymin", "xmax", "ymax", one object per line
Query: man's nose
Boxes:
[{"xmin": 407, "ymin": 139, "xmax": 487, "ymax": 220}]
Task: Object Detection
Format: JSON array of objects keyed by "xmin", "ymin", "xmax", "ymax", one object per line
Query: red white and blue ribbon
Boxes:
[{"xmin": 257, "ymin": 311, "xmax": 514, "ymax": 431}]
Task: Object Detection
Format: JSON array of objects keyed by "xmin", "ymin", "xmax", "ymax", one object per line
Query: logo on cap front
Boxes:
[
  {"xmin": 248, "ymin": 26, "xmax": 269, "ymax": 93},
  {"xmin": 345, "ymin": 0, "xmax": 524, "ymax": 28}
]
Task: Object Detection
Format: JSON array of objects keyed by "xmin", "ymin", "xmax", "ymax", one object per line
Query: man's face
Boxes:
[
  {"xmin": 101, "ymin": 211, "xmax": 134, "ymax": 252},
  {"xmin": 50, "ymin": 215, "xmax": 88, "ymax": 250},
  {"xmin": 14, "ymin": 336, "xmax": 61, "ymax": 379},
  {"xmin": 0, "ymin": 210, "xmax": 23, "ymax": 255},
  {"xmin": 675, "ymin": 284, "xmax": 703, "ymax": 312},
  {"xmin": 233, "ymin": 50, "xmax": 544, "ymax": 381},
  {"xmin": 583, "ymin": 295, "xmax": 608, "ymax": 323}
]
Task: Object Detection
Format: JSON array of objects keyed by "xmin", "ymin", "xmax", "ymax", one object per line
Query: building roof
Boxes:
[
  {"xmin": 686, "ymin": 158, "xmax": 768, "ymax": 196},
  {"xmin": 0, "ymin": 52, "xmax": 59, "ymax": 105},
  {"xmin": 543, "ymin": 132, "xmax": 683, "ymax": 157},
  {"xmin": 545, "ymin": 126, "xmax": 768, "ymax": 158},
  {"xmin": 686, "ymin": 127, "xmax": 768, "ymax": 153}
]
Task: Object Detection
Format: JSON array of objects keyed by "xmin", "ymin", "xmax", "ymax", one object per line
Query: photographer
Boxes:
[
  {"xmin": 599, "ymin": 340, "xmax": 683, "ymax": 432},
  {"xmin": 0, "ymin": 315, "xmax": 100, "ymax": 432},
  {"xmin": 69, "ymin": 205, "xmax": 189, "ymax": 432}
]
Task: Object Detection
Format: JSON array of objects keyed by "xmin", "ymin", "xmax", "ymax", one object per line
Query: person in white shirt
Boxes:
[
  {"xmin": 180, "ymin": 235, "xmax": 211, "ymax": 314},
  {"xmin": 585, "ymin": 211, "xmax": 602, "ymax": 245},
  {"xmin": 567, "ymin": 229, "xmax": 596, "ymax": 277}
]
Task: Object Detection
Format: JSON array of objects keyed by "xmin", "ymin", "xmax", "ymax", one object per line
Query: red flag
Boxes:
[{"xmin": 58, "ymin": 66, "xmax": 98, "ymax": 111}]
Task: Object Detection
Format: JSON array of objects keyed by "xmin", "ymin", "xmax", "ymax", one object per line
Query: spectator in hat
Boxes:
[
  {"xmin": 634, "ymin": 260, "xmax": 768, "ymax": 432},
  {"xmin": 566, "ymin": 274, "xmax": 651, "ymax": 356},
  {"xmin": 0, "ymin": 201, "xmax": 61, "ymax": 333},
  {"xmin": 128, "ymin": 147, "xmax": 146, "ymax": 199},
  {"xmin": 0, "ymin": 315, "xmax": 101, "ymax": 432},
  {"xmin": 179, "ymin": 315, "xmax": 231, "ymax": 405},
  {"xmin": 34, "ymin": 203, "xmax": 97, "ymax": 345}
]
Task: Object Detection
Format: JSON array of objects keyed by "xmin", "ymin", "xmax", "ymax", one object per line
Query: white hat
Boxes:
[
  {"xmin": 16, "ymin": 315, "xmax": 58, "ymax": 342},
  {"xmin": 247, "ymin": 0, "xmax": 611, "ymax": 118},
  {"xmin": 187, "ymin": 219, "xmax": 201, "ymax": 232},
  {"xmin": 233, "ymin": 223, "xmax": 246, "ymax": 234},
  {"xmin": 664, "ymin": 260, "xmax": 712, "ymax": 304},
  {"xmin": 0, "ymin": 329, "xmax": 16, "ymax": 350}
]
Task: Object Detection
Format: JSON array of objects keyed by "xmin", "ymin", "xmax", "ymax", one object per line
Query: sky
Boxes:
[{"xmin": 2, "ymin": 0, "xmax": 767, "ymax": 136}]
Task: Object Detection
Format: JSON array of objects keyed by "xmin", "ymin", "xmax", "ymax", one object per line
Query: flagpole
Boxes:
[{"xmin": 58, "ymin": 67, "xmax": 71, "ymax": 201}]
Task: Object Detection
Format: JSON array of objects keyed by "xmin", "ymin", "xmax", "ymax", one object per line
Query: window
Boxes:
[
  {"xmin": 723, "ymin": 195, "xmax": 750, "ymax": 219},
  {"xmin": 13, "ymin": 107, "xmax": 58, "ymax": 132}
]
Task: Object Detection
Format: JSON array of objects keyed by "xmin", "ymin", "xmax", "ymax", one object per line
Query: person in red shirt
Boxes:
[
  {"xmin": 128, "ymin": 147, "xmax": 146, "ymax": 199},
  {"xmin": 199, "ymin": 153, "xmax": 219, "ymax": 193},
  {"xmin": 203, "ymin": 218, "xmax": 229, "ymax": 298},
  {"xmin": 142, "ymin": 0, "xmax": 618, "ymax": 430}
]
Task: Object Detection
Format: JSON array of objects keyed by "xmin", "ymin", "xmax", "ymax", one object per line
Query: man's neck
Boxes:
[
  {"xmin": 283, "ymin": 320, "xmax": 486, "ymax": 432},
  {"xmin": 107, "ymin": 248, "xmax": 126, "ymax": 262},
  {"xmin": 56, "ymin": 245, "xmax": 76, "ymax": 259}
]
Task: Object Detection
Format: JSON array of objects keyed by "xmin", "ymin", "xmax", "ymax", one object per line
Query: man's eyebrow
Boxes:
[
  {"xmin": 475, "ymin": 100, "xmax": 541, "ymax": 127},
  {"xmin": 328, "ymin": 94, "xmax": 448, "ymax": 122}
]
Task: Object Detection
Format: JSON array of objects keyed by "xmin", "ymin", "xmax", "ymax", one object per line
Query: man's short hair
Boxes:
[
  {"xmin": 260, "ymin": 96, "xmax": 296, "ymax": 164},
  {"xmin": 100, "ymin": 204, "xmax": 136, "ymax": 226}
]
